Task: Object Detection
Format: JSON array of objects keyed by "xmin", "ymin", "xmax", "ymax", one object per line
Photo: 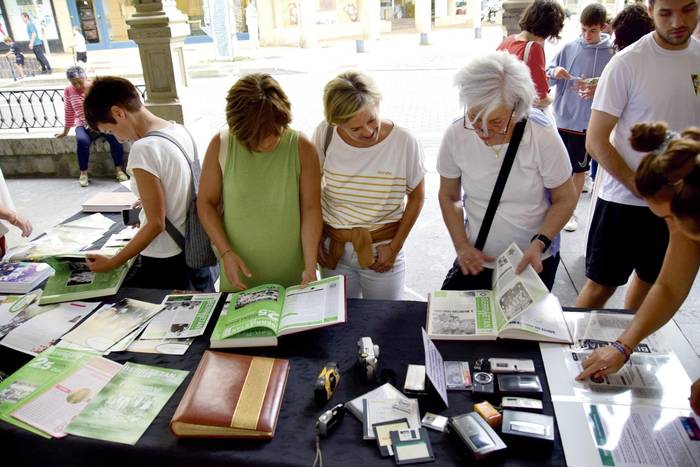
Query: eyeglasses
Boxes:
[{"xmin": 463, "ymin": 105, "xmax": 516, "ymax": 136}]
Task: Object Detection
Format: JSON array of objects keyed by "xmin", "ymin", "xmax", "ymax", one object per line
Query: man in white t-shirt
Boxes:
[
  {"xmin": 576, "ymin": 0, "xmax": 700, "ymax": 309},
  {"xmin": 81, "ymin": 76, "xmax": 214, "ymax": 291}
]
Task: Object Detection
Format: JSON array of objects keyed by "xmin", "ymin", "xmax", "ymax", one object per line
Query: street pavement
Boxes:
[{"xmin": 2, "ymin": 19, "xmax": 699, "ymax": 355}]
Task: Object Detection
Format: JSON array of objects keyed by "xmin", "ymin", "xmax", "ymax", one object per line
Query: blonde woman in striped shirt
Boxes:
[{"xmin": 313, "ymin": 71, "xmax": 426, "ymax": 300}]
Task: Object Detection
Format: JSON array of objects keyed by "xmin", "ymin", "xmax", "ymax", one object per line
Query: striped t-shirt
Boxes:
[
  {"xmin": 63, "ymin": 84, "xmax": 87, "ymax": 128},
  {"xmin": 313, "ymin": 123, "xmax": 426, "ymax": 230}
]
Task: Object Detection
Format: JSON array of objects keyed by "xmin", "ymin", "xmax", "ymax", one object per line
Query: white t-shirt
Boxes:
[
  {"xmin": 74, "ymin": 32, "xmax": 87, "ymax": 53},
  {"xmin": 312, "ymin": 122, "xmax": 427, "ymax": 230},
  {"xmin": 591, "ymin": 34, "xmax": 700, "ymax": 206},
  {"xmin": 127, "ymin": 123, "xmax": 194, "ymax": 258},
  {"xmin": 437, "ymin": 110, "xmax": 572, "ymax": 266},
  {"xmin": 0, "ymin": 168, "xmax": 15, "ymax": 238}
]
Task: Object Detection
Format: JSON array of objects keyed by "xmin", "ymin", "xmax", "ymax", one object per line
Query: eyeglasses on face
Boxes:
[{"xmin": 463, "ymin": 104, "xmax": 516, "ymax": 136}]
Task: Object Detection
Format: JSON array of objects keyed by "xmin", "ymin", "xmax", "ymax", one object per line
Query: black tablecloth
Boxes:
[{"xmin": 0, "ymin": 288, "xmax": 568, "ymax": 467}]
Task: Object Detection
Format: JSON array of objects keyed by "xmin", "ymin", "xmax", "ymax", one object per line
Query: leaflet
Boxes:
[
  {"xmin": 0, "ymin": 291, "xmax": 44, "ymax": 338},
  {"xmin": 11, "ymin": 357, "xmax": 122, "ymax": 437},
  {"xmin": 139, "ymin": 293, "xmax": 220, "ymax": 340},
  {"xmin": 61, "ymin": 299, "xmax": 164, "ymax": 352},
  {"xmin": 0, "ymin": 346, "xmax": 98, "ymax": 437},
  {"xmin": 65, "ymin": 362, "xmax": 188, "ymax": 445},
  {"xmin": 0, "ymin": 302, "xmax": 99, "ymax": 356},
  {"xmin": 541, "ymin": 311, "xmax": 694, "ymax": 409}
]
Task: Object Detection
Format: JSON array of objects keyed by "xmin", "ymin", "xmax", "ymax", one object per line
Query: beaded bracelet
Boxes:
[{"xmin": 610, "ymin": 341, "xmax": 631, "ymax": 363}]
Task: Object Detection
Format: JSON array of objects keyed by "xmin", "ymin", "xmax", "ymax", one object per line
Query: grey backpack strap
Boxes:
[
  {"xmin": 323, "ymin": 123, "xmax": 333, "ymax": 157},
  {"xmin": 145, "ymin": 129, "xmax": 199, "ymax": 251},
  {"xmin": 523, "ymin": 41, "xmax": 534, "ymax": 63}
]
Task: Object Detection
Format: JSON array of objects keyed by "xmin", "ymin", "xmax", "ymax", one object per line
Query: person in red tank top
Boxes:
[{"xmin": 497, "ymin": 0, "xmax": 566, "ymax": 108}]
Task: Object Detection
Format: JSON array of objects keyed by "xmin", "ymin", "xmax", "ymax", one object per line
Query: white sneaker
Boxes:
[
  {"xmin": 564, "ymin": 215, "xmax": 578, "ymax": 232},
  {"xmin": 582, "ymin": 176, "xmax": 593, "ymax": 193}
]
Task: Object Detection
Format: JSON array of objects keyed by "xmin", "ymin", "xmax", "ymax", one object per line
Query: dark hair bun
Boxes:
[{"xmin": 629, "ymin": 121, "xmax": 668, "ymax": 153}]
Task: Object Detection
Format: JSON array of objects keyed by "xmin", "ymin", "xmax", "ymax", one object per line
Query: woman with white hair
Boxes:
[
  {"xmin": 438, "ymin": 51, "xmax": 577, "ymax": 291},
  {"xmin": 313, "ymin": 70, "xmax": 426, "ymax": 300}
]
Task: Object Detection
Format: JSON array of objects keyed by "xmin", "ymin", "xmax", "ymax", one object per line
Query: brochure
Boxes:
[
  {"xmin": 60, "ymin": 299, "xmax": 164, "ymax": 352},
  {"xmin": 4, "ymin": 222, "xmax": 107, "ymax": 262},
  {"xmin": 38, "ymin": 257, "xmax": 131, "ymax": 305},
  {"xmin": 426, "ymin": 244, "xmax": 571, "ymax": 343},
  {"xmin": 0, "ymin": 301, "xmax": 99, "ymax": 356},
  {"xmin": 140, "ymin": 293, "xmax": 220, "ymax": 340},
  {"xmin": 11, "ymin": 356, "xmax": 122, "ymax": 438},
  {"xmin": 0, "ymin": 262, "xmax": 54, "ymax": 294},
  {"xmin": 65, "ymin": 362, "xmax": 188, "ymax": 445},
  {"xmin": 210, "ymin": 275, "xmax": 346, "ymax": 348},
  {"xmin": 0, "ymin": 291, "xmax": 43, "ymax": 338},
  {"xmin": 126, "ymin": 337, "xmax": 194, "ymax": 355},
  {"xmin": 0, "ymin": 346, "xmax": 98, "ymax": 437}
]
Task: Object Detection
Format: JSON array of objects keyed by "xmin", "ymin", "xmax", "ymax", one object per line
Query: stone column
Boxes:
[
  {"xmin": 415, "ymin": 0, "xmax": 431, "ymax": 44},
  {"xmin": 360, "ymin": 0, "xmax": 381, "ymax": 41},
  {"xmin": 298, "ymin": 0, "xmax": 317, "ymax": 48},
  {"xmin": 257, "ymin": 0, "xmax": 275, "ymax": 46},
  {"xmin": 127, "ymin": 0, "xmax": 191, "ymax": 124},
  {"xmin": 501, "ymin": 0, "xmax": 531, "ymax": 36}
]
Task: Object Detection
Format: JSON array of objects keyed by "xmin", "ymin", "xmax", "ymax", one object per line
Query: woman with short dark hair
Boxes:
[
  {"xmin": 497, "ymin": 0, "xmax": 566, "ymax": 108},
  {"xmin": 198, "ymin": 74, "xmax": 322, "ymax": 291}
]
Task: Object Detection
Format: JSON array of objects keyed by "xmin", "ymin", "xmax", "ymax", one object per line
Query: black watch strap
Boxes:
[{"xmin": 531, "ymin": 233, "xmax": 552, "ymax": 251}]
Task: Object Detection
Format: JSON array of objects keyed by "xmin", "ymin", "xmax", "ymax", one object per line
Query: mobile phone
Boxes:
[{"xmin": 121, "ymin": 208, "xmax": 141, "ymax": 226}]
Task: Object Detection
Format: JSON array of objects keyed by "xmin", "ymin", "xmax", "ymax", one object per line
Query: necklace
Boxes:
[{"xmin": 486, "ymin": 142, "xmax": 505, "ymax": 158}]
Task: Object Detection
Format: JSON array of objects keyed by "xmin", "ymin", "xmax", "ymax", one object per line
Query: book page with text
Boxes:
[{"xmin": 278, "ymin": 275, "xmax": 344, "ymax": 334}]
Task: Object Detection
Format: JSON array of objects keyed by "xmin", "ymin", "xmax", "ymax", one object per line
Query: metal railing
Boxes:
[{"xmin": 0, "ymin": 85, "xmax": 147, "ymax": 132}]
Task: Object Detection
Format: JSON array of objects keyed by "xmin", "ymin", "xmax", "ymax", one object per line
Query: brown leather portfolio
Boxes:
[{"xmin": 170, "ymin": 350, "xmax": 290, "ymax": 438}]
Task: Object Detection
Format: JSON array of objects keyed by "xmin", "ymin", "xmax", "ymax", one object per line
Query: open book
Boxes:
[
  {"xmin": 210, "ymin": 275, "xmax": 346, "ymax": 348},
  {"xmin": 426, "ymin": 243, "xmax": 572, "ymax": 343}
]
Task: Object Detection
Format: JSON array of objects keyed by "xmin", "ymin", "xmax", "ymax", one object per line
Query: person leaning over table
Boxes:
[
  {"xmin": 81, "ymin": 77, "xmax": 214, "ymax": 292},
  {"xmin": 576, "ymin": 122, "xmax": 700, "ymax": 416},
  {"xmin": 0, "ymin": 168, "xmax": 32, "ymax": 258},
  {"xmin": 313, "ymin": 70, "xmax": 426, "ymax": 300},
  {"xmin": 438, "ymin": 51, "xmax": 577, "ymax": 291},
  {"xmin": 197, "ymin": 73, "xmax": 322, "ymax": 292}
]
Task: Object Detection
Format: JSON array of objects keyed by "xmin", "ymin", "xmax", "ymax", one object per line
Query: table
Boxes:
[{"xmin": 0, "ymin": 289, "xmax": 568, "ymax": 467}]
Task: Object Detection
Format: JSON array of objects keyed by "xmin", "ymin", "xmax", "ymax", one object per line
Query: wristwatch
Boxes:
[{"xmin": 530, "ymin": 233, "xmax": 552, "ymax": 251}]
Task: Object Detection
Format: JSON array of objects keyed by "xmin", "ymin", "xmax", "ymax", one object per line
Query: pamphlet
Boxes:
[
  {"xmin": 541, "ymin": 311, "xmax": 692, "ymax": 409},
  {"xmin": 126, "ymin": 337, "xmax": 194, "ymax": 355},
  {"xmin": 427, "ymin": 245, "xmax": 571, "ymax": 343},
  {"xmin": 210, "ymin": 275, "xmax": 346, "ymax": 348},
  {"xmin": 38, "ymin": 257, "xmax": 131, "ymax": 305},
  {"xmin": 140, "ymin": 293, "xmax": 220, "ymax": 340},
  {"xmin": 65, "ymin": 362, "xmax": 188, "ymax": 445},
  {"xmin": 0, "ymin": 301, "xmax": 99, "ymax": 356},
  {"xmin": 0, "ymin": 291, "xmax": 44, "ymax": 338},
  {"xmin": 0, "ymin": 346, "xmax": 98, "ymax": 437},
  {"xmin": 11, "ymin": 356, "xmax": 122, "ymax": 437},
  {"xmin": 421, "ymin": 328, "xmax": 448, "ymax": 408},
  {"xmin": 61, "ymin": 299, "xmax": 164, "ymax": 352}
]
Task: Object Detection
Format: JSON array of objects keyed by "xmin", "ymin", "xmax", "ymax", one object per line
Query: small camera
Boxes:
[
  {"xmin": 316, "ymin": 403, "xmax": 345, "ymax": 437},
  {"xmin": 472, "ymin": 371, "xmax": 495, "ymax": 395},
  {"xmin": 357, "ymin": 337, "xmax": 379, "ymax": 381}
]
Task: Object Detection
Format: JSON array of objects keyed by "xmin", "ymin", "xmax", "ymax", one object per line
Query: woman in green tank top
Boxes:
[{"xmin": 197, "ymin": 74, "xmax": 322, "ymax": 291}]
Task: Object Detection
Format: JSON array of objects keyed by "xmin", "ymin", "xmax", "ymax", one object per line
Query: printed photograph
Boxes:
[
  {"xmin": 499, "ymin": 282, "xmax": 533, "ymax": 320},
  {"xmin": 235, "ymin": 287, "xmax": 280, "ymax": 309},
  {"xmin": 66, "ymin": 262, "xmax": 95, "ymax": 287}
]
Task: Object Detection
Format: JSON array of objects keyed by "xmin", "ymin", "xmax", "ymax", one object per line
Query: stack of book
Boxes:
[{"xmin": 0, "ymin": 262, "xmax": 54, "ymax": 294}]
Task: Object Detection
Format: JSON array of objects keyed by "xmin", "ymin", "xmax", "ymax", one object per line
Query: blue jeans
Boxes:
[{"xmin": 75, "ymin": 125, "xmax": 124, "ymax": 172}]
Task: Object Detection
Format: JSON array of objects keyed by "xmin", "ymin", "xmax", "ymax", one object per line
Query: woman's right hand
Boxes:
[
  {"xmin": 575, "ymin": 346, "xmax": 627, "ymax": 381},
  {"xmin": 222, "ymin": 252, "xmax": 252, "ymax": 291},
  {"xmin": 10, "ymin": 213, "xmax": 32, "ymax": 237},
  {"xmin": 456, "ymin": 244, "xmax": 495, "ymax": 276}
]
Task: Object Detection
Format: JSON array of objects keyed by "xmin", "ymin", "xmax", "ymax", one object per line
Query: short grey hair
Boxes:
[{"xmin": 454, "ymin": 51, "xmax": 535, "ymax": 128}]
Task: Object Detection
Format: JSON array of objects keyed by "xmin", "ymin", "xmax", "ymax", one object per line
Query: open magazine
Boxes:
[
  {"xmin": 426, "ymin": 243, "xmax": 572, "ymax": 343},
  {"xmin": 210, "ymin": 275, "xmax": 346, "ymax": 348}
]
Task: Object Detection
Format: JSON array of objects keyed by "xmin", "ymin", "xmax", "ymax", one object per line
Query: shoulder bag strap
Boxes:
[
  {"xmin": 473, "ymin": 119, "xmax": 527, "ymax": 251},
  {"xmin": 144, "ymin": 129, "xmax": 199, "ymax": 250}
]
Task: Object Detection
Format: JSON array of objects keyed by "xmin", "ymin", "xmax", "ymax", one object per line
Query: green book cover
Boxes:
[
  {"xmin": 39, "ymin": 257, "xmax": 130, "ymax": 305},
  {"xmin": 65, "ymin": 362, "xmax": 188, "ymax": 445},
  {"xmin": 210, "ymin": 276, "xmax": 346, "ymax": 348},
  {"xmin": 0, "ymin": 346, "xmax": 98, "ymax": 437}
]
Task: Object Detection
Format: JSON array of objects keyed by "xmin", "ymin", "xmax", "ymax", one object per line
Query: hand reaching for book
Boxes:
[
  {"xmin": 515, "ymin": 242, "xmax": 543, "ymax": 274},
  {"xmin": 222, "ymin": 251, "xmax": 252, "ymax": 291},
  {"xmin": 85, "ymin": 254, "xmax": 115, "ymax": 273},
  {"xmin": 10, "ymin": 212, "xmax": 32, "ymax": 237}
]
